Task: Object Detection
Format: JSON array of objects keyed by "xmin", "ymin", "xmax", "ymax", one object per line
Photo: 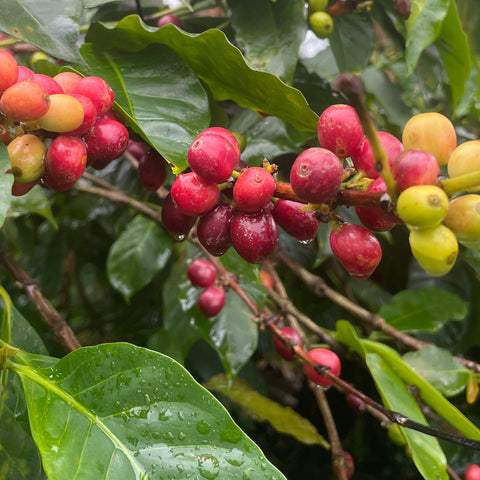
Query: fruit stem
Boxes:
[
  {"xmin": 440, "ymin": 171, "xmax": 480, "ymax": 196},
  {"xmin": 333, "ymin": 74, "xmax": 398, "ymax": 201},
  {"xmin": 230, "ymin": 170, "xmax": 241, "ymax": 179}
]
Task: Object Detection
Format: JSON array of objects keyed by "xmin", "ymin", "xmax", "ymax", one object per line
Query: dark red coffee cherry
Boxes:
[
  {"xmin": 233, "ymin": 167, "xmax": 275, "ymax": 212},
  {"xmin": 161, "ymin": 193, "xmax": 197, "ymax": 240},
  {"xmin": 138, "ymin": 149, "xmax": 167, "ymax": 191},
  {"xmin": 198, "ymin": 286, "xmax": 226, "ymax": 317},
  {"xmin": 187, "ymin": 258, "xmax": 217, "ymax": 288},
  {"xmin": 64, "ymin": 94, "xmax": 97, "ymax": 137},
  {"xmin": 272, "ymin": 199, "xmax": 321, "ymax": 241},
  {"xmin": 83, "ymin": 118, "xmax": 129, "ymax": 163},
  {"xmin": 197, "ymin": 202, "xmax": 234, "ymax": 256},
  {"xmin": 230, "ymin": 209, "xmax": 278, "ymax": 264},
  {"xmin": 273, "ymin": 326, "xmax": 304, "ymax": 361},
  {"xmin": 127, "ymin": 139, "xmax": 149, "ymax": 160}
]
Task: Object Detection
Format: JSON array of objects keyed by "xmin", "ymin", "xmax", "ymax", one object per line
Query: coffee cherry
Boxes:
[
  {"xmin": 198, "ymin": 286, "xmax": 226, "ymax": 317},
  {"xmin": 72, "ymin": 76, "xmax": 114, "ymax": 116},
  {"xmin": 309, "ymin": 0, "xmax": 328, "ymax": 11},
  {"xmin": 392, "ymin": 149, "xmax": 439, "ymax": 192},
  {"xmin": 273, "ymin": 326, "xmax": 304, "ymax": 361},
  {"xmin": 396, "ymin": 185, "xmax": 449, "ymax": 229},
  {"xmin": 83, "ymin": 118, "xmax": 129, "ymax": 162},
  {"xmin": 355, "ymin": 177, "xmax": 399, "ymax": 232},
  {"xmin": 53, "ymin": 71, "xmax": 82, "ymax": 94},
  {"xmin": 7, "ymin": 134, "xmax": 47, "ymax": 182},
  {"xmin": 44, "ymin": 136, "xmax": 87, "ymax": 189},
  {"xmin": 138, "ymin": 150, "xmax": 167, "ymax": 191},
  {"xmin": 447, "ymin": 140, "xmax": 480, "ymax": 186},
  {"xmin": 157, "ymin": 14, "xmax": 185, "ymax": 29},
  {"xmin": 37, "ymin": 93, "xmax": 84, "ymax": 133},
  {"xmin": 30, "ymin": 73, "xmax": 63, "ymax": 95},
  {"xmin": 63, "ymin": 94, "xmax": 97, "ymax": 136},
  {"xmin": 444, "ymin": 194, "xmax": 480, "ymax": 247},
  {"xmin": 402, "ymin": 112, "xmax": 456, "ymax": 166},
  {"xmin": 272, "ymin": 199, "xmax": 321, "ymax": 241},
  {"xmin": 0, "ymin": 50, "xmax": 18, "ymax": 92},
  {"xmin": 171, "ymin": 172, "xmax": 220, "ymax": 216},
  {"xmin": 332, "ymin": 451, "xmax": 355, "ymax": 479},
  {"xmin": 1, "ymin": 80, "xmax": 50, "ymax": 122},
  {"xmin": 352, "ymin": 132, "xmax": 403, "ymax": 179},
  {"xmin": 197, "ymin": 202, "xmax": 234, "ymax": 256},
  {"xmin": 409, "ymin": 224, "xmax": 458, "ymax": 277},
  {"xmin": 345, "ymin": 393, "xmax": 367, "ymax": 413},
  {"xmin": 233, "ymin": 167, "xmax": 275, "ymax": 212},
  {"xmin": 187, "ymin": 258, "xmax": 217, "ymax": 288},
  {"xmin": 188, "ymin": 130, "xmax": 239, "ymax": 183},
  {"xmin": 16, "ymin": 66, "xmax": 34, "ymax": 83},
  {"xmin": 465, "ymin": 464, "xmax": 480, "ymax": 480},
  {"xmin": 317, "ymin": 104, "xmax": 364, "ymax": 159},
  {"xmin": 230, "ymin": 209, "xmax": 279, "ymax": 264},
  {"xmin": 309, "ymin": 11, "xmax": 334, "ymax": 39},
  {"xmin": 330, "ymin": 223, "xmax": 382, "ymax": 279},
  {"xmin": 205, "ymin": 127, "xmax": 242, "ymax": 159},
  {"xmin": 290, "ymin": 148, "xmax": 343, "ymax": 204},
  {"xmin": 303, "ymin": 348, "xmax": 341, "ymax": 387},
  {"xmin": 161, "ymin": 193, "xmax": 197, "ymax": 239},
  {"xmin": 259, "ymin": 267, "xmax": 275, "ymax": 289}
]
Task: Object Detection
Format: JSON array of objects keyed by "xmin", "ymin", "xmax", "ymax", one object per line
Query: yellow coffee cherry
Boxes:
[
  {"xmin": 447, "ymin": 141, "xmax": 480, "ymax": 192},
  {"xmin": 37, "ymin": 94, "xmax": 84, "ymax": 133},
  {"xmin": 444, "ymin": 194, "xmax": 480, "ymax": 247},
  {"xmin": 7, "ymin": 133, "xmax": 47, "ymax": 182}
]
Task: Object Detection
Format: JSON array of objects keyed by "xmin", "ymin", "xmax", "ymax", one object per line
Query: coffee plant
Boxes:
[{"xmin": 2, "ymin": 0, "xmax": 480, "ymax": 479}]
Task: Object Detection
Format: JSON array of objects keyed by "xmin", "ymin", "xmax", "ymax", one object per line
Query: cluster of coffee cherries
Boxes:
[
  {"xmin": 0, "ymin": 50, "xmax": 129, "ymax": 195},
  {"xmin": 187, "ymin": 258, "xmax": 226, "ymax": 317}
]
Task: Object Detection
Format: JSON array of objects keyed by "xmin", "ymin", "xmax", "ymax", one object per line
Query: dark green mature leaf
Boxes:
[
  {"xmin": 403, "ymin": 346, "xmax": 471, "ymax": 397},
  {"xmin": 329, "ymin": 12, "xmax": 375, "ymax": 72},
  {"xmin": 86, "ymin": 16, "xmax": 319, "ymax": 132},
  {"xmin": 12, "ymin": 343, "xmax": 287, "ymax": 480},
  {"xmin": 9, "ymin": 186, "xmax": 57, "ymax": 228},
  {"xmin": 0, "ymin": 0, "xmax": 85, "ymax": 65},
  {"xmin": 205, "ymin": 374, "xmax": 330, "ymax": 448},
  {"xmin": 107, "ymin": 215, "xmax": 172, "ymax": 300},
  {"xmin": 0, "ymin": 144, "xmax": 13, "ymax": 229},
  {"xmin": 379, "ymin": 286, "xmax": 468, "ymax": 332},
  {"xmin": 80, "ymin": 43, "xmax": 210, "ymax": 171},
  {"xmin": 228, "ymin": 0, "xmax": 307, "ymax": 83}
]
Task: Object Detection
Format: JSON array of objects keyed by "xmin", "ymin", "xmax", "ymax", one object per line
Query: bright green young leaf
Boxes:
[
  {"xmin": 10, "ymin": 343, "xmax": 287, "ymax": 480},
  {"xmin": 107, "ymin": 215, "xmax": 172, "ymax": 300},
  {"xmin": 379, "ymin": 286, "xmax": 468, "ymax": 332},
  {"xmin": 228, "ymin": 0, "xmax": 307, "ymax": 83},
  {"xmin": 80, "ymin": 43, "xmax": 210, "ymax": 171},
  {"xmin": 85, "ymin": 16, "xmax": 319, "ymax": 132},
  {"xmin": 403, "ymin": 346, "xmax": 471, "ymax": 397},
  {"xmin": 9, "ymin": 186, "xmax": 58, "ymax": 229},
  {"xmin": 205, "ymin": 374, "xmax": 330, "ymax": 448},
  {"xmin": 0, "ymin": 144, "xmax": 13, "ymax": 230},
  {"xmin": 0, "ymin": 0, "xmax": 85, "ymax": 66}
]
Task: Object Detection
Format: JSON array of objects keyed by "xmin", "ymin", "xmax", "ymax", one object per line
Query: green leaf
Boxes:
[
  {"xmin": 11, "ymin": 343, "xmax": 287, "ymax": 479},
  {"xmin": 107, "ymin": 215, "xmax": 172, "ymax": 300},
  {"xmin": 0, "ymin": 144, "xmax": 13, "ymax": 230},
  {"xmin": 9, "ymin": 186, "xmax": 57, "ymax": 229},
  {"xmin": 80, "ymin": 42, "xmax": 210, "ymax": 171},
  {"xmin": 205, "ymin": 374, "xmax": 330, "ymax": 448},
  {"xmin": 0, "ymin": 0, "xmax": 85, "ymax": 66},
  {"xmin": 86, "ymin": 16, "xmax": 319, "ymax": 132},
  {"xmin": 228, "ymin": 0, "xmax": 307, "ymax": 83},
  {"xmin": 329, "ymin": 12, "xmax": 375, "ymax": 72},
  {"xmin": 379, "ymin": 286, "xmax": 468, "ymax": 332},
  {"xmin": 403, "ymin": 346, "xmax": 471, "ymax": 397}
]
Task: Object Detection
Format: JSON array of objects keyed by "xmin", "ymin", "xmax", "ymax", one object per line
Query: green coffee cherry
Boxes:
[
  {"xmin": 309, "ymin": 0, "xmax": 328, "ymax": 12},
  {"xmin": 309, "ymin": 11, "xmax": 333, "ymax": 39},
  {"xmin": 444, "ymin": 194, "xmax": 480, "ymax": 247},
  {"xmin": 396, "ymin": 185, "xmax": 449, "ymax": 229}
]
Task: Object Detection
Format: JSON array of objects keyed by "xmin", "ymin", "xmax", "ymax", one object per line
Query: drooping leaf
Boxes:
[
  {"xmin": 0, "ymin": 144, "xmax": 13, "ymax": 230},
  {"xmin": 107, "ymin": 215, "xmax": 172, "ymax": 300},
  {"xmin": 11, "ymin": 343, "xmax": 287, "ymax": 480},
  {"xmin": 86, "ymin": 16, "xmax": 319, "ymax": 132},
  {"xmin": 205, "ymin": 374, "xmax": 330, "ymax": 448},
  {"xmin": 9, "ymin": 186, "xmax": 58, "ymax": 229},
  {"xmin": 228, "ymin": 0, "xmax": 307, "ymax": 83},
  {"xmin": 403, "ymin": 346, "xmax": 471, "ymax": 397},
  {"xmin": 0, "ymin": 0, "xmax": 85, "ymax": 65},
  {"xmin": 379, "ymin": 286, "xmax": 468, "ymax": 332},
  {"xmin": 80, "ymin": 42, "xmax": 210, "ymax": 171}
]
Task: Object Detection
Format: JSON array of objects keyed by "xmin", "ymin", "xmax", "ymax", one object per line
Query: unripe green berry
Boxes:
[
  {"xmin": 309, "ymin": 11, "xmax": 334, "ymax": 39},
  {"xmin": 7, "ymin": 134, "xmax": 47, "ymax": 182},
  {"xmin": 396, "ymin": 185, "xmax": 449, "ymax": 229},
  {"xmin": 309, "ymin": 0, "xmax": 328, "ymax": 12}
]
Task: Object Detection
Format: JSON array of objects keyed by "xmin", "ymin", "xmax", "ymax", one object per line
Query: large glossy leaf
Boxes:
[
  {"xmin": 9, "ymin": 186, "xmax": 57, "ymax": 229},
  {"xmin": 80, "ymin": 43, "xmax": 210, "ymax": 171},
  {"xmin": 0, "ymin": 0, "xmax": 85, "ymax": 65},
  {"xmin": 228, "ymin": 0, "xmax": 307, "ymax": 83},
  {"xmin": 107, "ymin": 215, "xmax": 172, "ymax": 300},
  {"xmin": 86, "ymin": 16, "xmax": 319, "ymax": 132},
  {"xmin": 11, "ymin": 343, "xmax": 287, "ymax": 479},
  {"xmin": 379, "ymin": 286, "xmax": 468, "ymax": 332},
  {"xmin": 205, "ymin": 374, "xmax": 329, "ymax": 448},
  {"xmin": 0, "ymin": 144, "xmax": 13, "ymax": 230},
  {"xmin": 403, "ymin": 346, "xmax": 471, "ymax": 397}
]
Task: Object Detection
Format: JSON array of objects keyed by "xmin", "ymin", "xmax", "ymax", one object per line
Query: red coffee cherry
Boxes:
[
  {"xmin": 332, "ymin": 451, "xmax": 355, "ymax": 479},
  {"xmin": 83, "ymin": 118, "xmax": 129, "ymax": 163},
  {"xmin": 392, "ymin": 149, "xmax": 439, "ymax": 192},
  {"xmin": 465, "ymin": 464, "xmax": 480, "ymax": 480},
  {"xmin": 63, "ymin": 94, "xmax": 97, "ymax": 136},
  {"xmin": 303, "ymin": 348, "xmax": 341, "ymax": 386},
  {"xmin": 187, "ymin": 258, "xmax": 217, "ymax": 288},
  {"xmin": 0, "ymin": 50, "xmax": 18, "ymax": 92},
  {"xmin": 272, "ymin": 199, "xmax": 321, "ymax": 241},
  {"xmin": 157, "ymin": 14, "xmax": 185, "ymax": 29},
  {"xmin": 72, "ymin": 76, "xmax": 114, "ymax": 116},
  {"xmin": 138, "ymin": 150, "xmax": 167, "ymax": 191},
  {"xmin": 273, "ymin": 326, "xmax": 304, "ymax": 361},
  {"xmin": 233, "ymin": 167, "xmax": 275, "ymax": 212},
  {"xmin": 31, "ymin": 73, "xmax": 63, "ymax": 95},
  {"xmin": 53, "ymin": 71, "xmax": 82, "ymax": 94},
  {"xmin": 197, "ymin": 202, "xmax": 234, "ymax": 256},
  {"xmin": 198, "ymin": 286, "xmax": 226, "ymax": 317},
  {"xmin": 1, "ymin": 80, "xmax": 50, "ymax": 122}
]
